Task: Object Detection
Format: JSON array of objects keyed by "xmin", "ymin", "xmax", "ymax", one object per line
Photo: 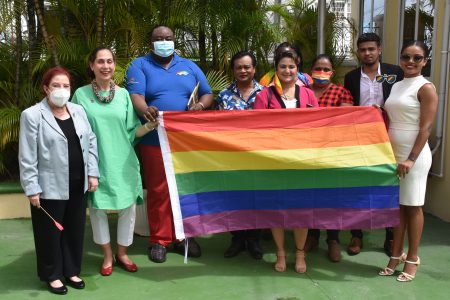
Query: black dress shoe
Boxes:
[
  {"xmin": 224, "ymin": 240, "xmax": 246, "ymax": 258},
  {"xmin": 149, "ymin": 244, "xmax": 167, "ymax": 263},
  {"xmin": 246, "ymin": 239, "xmax": 263, "ymax": 260},
  {"xmin": 47, "ymin": 282, "xmax": 68, "ymax": 295},
  {"xmin": 173, "ymin": 238, "xmax": 202, "ymax": 257},
  {"xmin": 65, "ymin": 277, "xmax": 85, "ymax": 289}
]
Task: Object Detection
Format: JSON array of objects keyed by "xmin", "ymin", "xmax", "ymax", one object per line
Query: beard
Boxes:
[{"xmin": 362, "ymin": 59, "xmax": 379, "ymax": 67}]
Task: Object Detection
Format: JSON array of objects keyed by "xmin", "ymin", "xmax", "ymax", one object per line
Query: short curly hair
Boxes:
[{"xmin": 357, "ymin": 32, "xmax": 381, "ymax": 47}]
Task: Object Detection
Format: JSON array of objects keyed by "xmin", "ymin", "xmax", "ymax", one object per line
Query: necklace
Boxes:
[
  {"xmin": 282, "ymin": 88, "xmax": 294, "ymax": 100},
  {"xmin": 91, "ymin": 79, "xmax": 115, "ymax": 103}
]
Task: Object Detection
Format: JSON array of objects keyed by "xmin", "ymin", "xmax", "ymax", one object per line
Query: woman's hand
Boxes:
[
  {"xmin": 372, "ymin": 104, "xmax": 384, "ymax": 113},
  {"xmin": 144, "ymin": 106, "xmax": 159, "ymax": 122},
  {"xmin": 145, "ymin": 119, "xmax": 159, "ymax": 131},
  {"xmin": 397, "ymin": 160, "xmax": 414, "ymax": 178},
  {"xmin": 29, "ymin": 194, "xmax": 41, "ymax": 208},
  {"xmin": 88, "ymin": 176, "xmax": 99, "ymax": 192},
  {"xmin": 136, "ymin": 119, "xmax": 160, "ymax": 138}
]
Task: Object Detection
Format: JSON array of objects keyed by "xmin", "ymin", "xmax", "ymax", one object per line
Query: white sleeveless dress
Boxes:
[{"xmin": 384, "ymin": 75, "xmax": 432, "ymax": 206}]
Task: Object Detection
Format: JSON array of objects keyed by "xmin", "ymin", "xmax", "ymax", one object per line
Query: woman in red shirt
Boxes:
[
  {"xmin": 304, "ymin": 54, "xmax": 354, "ymax": 263},
  {"xmin": 311, "ymin": 54, "xmax": 354, "ymax": 107}
]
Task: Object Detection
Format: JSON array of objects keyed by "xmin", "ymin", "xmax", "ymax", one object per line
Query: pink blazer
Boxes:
[{"xmin": 254, "ymin": 85, "xmax": 318, "ymax": 109}]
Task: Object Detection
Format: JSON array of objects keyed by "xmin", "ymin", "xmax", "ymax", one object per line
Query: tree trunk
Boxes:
[
  {"xmin": 160, "ymin": 0, "xmax": 171, "ymax": 23},
  {"xmin": 197, "ymin": 0, "xmax": 207, "ymax": 71},
  {"xmin": 211, "ymin": 27, "xmax": 217, "ymax": 70},
  {"xmin": 36, "ymin": 0, "xmax": 43, "ymax": 51},
  {"xmin": 26, "ymin": 0, "xmax": 37, "ymax": 83},
  {"xmin": 198, "ymin": 26, "xmax": 207, "ymax": 71},
  {"xmin": 34, "ymin": 0, "xmax": 59, "ymax": 65},
  {"xmin": 96, "ymin": 0, "xmax": 105, "ymax": 46},
  {"xmin": 14, "ymin": 0, "xmax": 22, "ymax": 105}
]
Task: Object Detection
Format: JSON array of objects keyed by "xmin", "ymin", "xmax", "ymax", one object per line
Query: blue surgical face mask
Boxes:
[{"xmin": 153, "ymin": 41, "xmax": 175, "ymax": 58}]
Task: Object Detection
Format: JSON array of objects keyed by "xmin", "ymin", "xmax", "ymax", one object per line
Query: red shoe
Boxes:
[
  {"xmin": 115, "ymin": 255, "xmax": 138, "ymax": 272},
  {"xmin": 100, "ymin": 265, "xmax": 113, "ymax": 276}
]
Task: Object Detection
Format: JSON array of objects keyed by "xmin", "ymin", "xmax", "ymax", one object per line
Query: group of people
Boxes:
[{"xmin": 19, "ymin": 24, "xmax": 438, "ymax": 295}]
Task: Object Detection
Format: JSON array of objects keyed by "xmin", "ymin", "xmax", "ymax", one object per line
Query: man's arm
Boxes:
[
  {"xmin": 130, "ymin": 94, "xmax": 158, "ymax": 122},
  {"xmin": 190, "ymin": 93, "xmax": 214, "ymax": 111},
  {"xmin": 188, "ymin": 60, "xmax": 213, "ymax": 110},
  {"xmin": 130, "ymin": 94, "xmax": 147, "ymax": 117}
]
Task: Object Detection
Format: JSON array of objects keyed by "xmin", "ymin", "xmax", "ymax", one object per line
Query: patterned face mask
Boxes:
[{"xmin": 311, "ymin": 70, "xmax": 333, "ymax": 87}]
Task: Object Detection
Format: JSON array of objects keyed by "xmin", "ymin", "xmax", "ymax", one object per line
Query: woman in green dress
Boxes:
[{"xmin": 72, "ymin": 47, "xmax": 157, "ymax": 276}]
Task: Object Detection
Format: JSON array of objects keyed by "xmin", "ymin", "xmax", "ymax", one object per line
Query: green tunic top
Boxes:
[{"xmin": 72, "ymin": 85, "xmax": 143, "ymax": 209}]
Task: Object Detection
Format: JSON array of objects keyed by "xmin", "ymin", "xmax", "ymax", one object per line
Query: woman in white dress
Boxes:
[{"xmin": 378, "ymin": 41, "xmax": 438, "ymax": 282}]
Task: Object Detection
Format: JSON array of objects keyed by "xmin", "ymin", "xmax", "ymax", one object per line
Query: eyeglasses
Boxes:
[
  {"xmin": 375, "ymin": 74, "xmax": 397, "ymax": 84},
  {"xmin": 400, "ymin": 55, "xmax": 425, "ymax": 63},
  {"xmin": 313, "ymin": 67, "xmax": 332, "ymax": 72}
]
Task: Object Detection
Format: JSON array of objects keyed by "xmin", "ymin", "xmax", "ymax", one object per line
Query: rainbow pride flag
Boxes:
[{"xmin": 158, "ymin": 107, "xmax": 399, "ymax": 239}]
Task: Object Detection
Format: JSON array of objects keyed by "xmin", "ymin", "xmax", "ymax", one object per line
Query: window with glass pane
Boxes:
[
  {"xmin": 361, "ymin": 0, "xmax": 385, "ymax": 39},
  {"xmin": 328, "ymin": 0, "xmax": 353, "ymax": 59},
  {"xmin": 403, "ymin": 0, "xmax": 434, "ymax": 76}
]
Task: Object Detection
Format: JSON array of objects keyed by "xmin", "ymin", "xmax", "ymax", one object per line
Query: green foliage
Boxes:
[
  {"xmin": 0, "ymin": 0, "xmax": 351, "ymax": 179},
  {"xmin": 205, "ymin": 70, "xmax": 230, "ymax": 96},
  {"xmin": 280, "ymin": 0, "xmax": 356, "ymax": 72}
]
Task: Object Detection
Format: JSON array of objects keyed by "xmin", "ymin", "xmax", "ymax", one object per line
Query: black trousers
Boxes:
[
  {"xmin": 230, "ymin": 230, "xmax": 261, "ymax": 242},
  {"xmin": 350, "ymin": 228, "xmax": 394, "ymax": 240},
  {"xmin": 307, "ymin": 229, "xmax": 340, "ymax": 242},
  {"xmin": 30, "ymin": 179, "xmax": 86, "ymax": 282}
]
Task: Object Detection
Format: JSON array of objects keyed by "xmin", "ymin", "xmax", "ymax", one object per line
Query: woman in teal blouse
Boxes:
[{"xmin": 72, "ymin": 47, "xmax": 157, "ymax": 276}]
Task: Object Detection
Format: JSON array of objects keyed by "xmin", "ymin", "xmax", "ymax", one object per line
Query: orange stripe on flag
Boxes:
[{"xmin": 168, "ymin": 122, "xmax": 390, "ymax": 152}]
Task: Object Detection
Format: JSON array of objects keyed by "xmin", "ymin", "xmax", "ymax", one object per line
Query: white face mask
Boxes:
[
  {"xmin": 153, "ymin": 41, "xmax": 175, "ymax": 58},
  {"xmin": 49, "ymin": 88, "xmax": 71, "ymax": 107}
]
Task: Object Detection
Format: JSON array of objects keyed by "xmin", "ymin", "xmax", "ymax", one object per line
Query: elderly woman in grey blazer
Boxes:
[{"xmin": 19, "ymin": 66, "xmax": 99, "ymax": 295}]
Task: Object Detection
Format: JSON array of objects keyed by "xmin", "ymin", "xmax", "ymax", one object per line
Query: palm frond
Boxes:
[
  {"xmin": 0, "ymin": 81, "xmax": 14, "ymax": 104},
  {"xmin": 0, "ymin": 106, "xmax": 21, "ymax": 150},
  {"xmin": 205, "ymin": 70, "xmax": 230, "ymax": 95}
]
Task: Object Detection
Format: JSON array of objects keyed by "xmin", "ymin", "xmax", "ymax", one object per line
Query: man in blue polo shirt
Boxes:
[{"xmin": 126, "ymin": 25, "xmax": 213, "ymax": 263}]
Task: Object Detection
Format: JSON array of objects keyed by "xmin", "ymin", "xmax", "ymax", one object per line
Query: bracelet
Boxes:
[
  {"xmin": 373, "ymin": 104, "xmax": 385, "ymax": 112},
  {"xmin": 407, "ymin": 153, "xmax": 417, "ymax": 162},
  {"xmin": 197, "ymin": 102, "xmax": 205, "ymax": 109},
  {"xmin": 144, "ymin": 122, "xmax": 155, "ymax": 131}
]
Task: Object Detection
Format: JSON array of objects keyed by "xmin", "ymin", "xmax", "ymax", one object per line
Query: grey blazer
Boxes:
[{"xmin": 19, "ymin": 98, "xmax": 99, "ymax": 199}]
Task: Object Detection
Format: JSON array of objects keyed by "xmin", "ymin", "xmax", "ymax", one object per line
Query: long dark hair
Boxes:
[
  {"xmin": 87, "ymin": 47, "xmax": 116, "ymax": 79},
  {"xmin": 274, "ymin": 42, "xmax": 304, "ymax": 71},
  {"xmin": 401, "ymin": 40, "xmax": 430, "ymax": 58}
]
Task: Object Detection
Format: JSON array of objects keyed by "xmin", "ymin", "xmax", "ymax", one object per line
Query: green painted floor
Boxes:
[{"xmin": 1, "ymin": 214, "xmax": 450, "ymax": 300}]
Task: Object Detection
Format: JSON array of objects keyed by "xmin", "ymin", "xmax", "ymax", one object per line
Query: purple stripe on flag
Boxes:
[{"xmin": 182, "ymin": 208, "xmax": 399, "ymax": 238}]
